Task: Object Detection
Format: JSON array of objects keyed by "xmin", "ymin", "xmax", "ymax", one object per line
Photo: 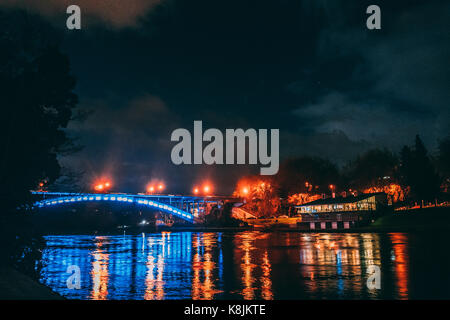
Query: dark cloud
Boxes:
[
  {"xmin": 302, "ymin": 0, "xmax": 450, "ymax": 148},
  {"xmin": 4, "ymin": 0, "xmax": 449, "ymax": 193},
  {"xmin": 0, "ymin": 0, "xmax": 160, "ymax": 27}
]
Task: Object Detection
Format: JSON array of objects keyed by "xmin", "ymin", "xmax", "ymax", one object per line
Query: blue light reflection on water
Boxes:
[
  {"xmin": 37, "ymin": 231, "xmax": 418, "ymax": 300},
  {"xmin": 39, "ymin": 232, "xmax": 223, "ymax": 300}
]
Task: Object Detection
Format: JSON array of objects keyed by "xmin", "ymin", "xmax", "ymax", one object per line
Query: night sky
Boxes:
[{"xmin": 2, "ymin": 0, "xmax": 449, "ymax": 194}]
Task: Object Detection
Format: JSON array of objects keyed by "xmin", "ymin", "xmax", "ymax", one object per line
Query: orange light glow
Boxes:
[
  {"xmin": 193, "ymin": 187, "xmax": 199, "ymax": 194},
  {"xmin": 287, "ymin": 193, "xmax": 322, "ymax": 205},
  {"xmin": 90, "ymin": 239, "xmax": 109, "ymax": 300},
  {"xmin": 232, "ymin": 176, "xmax": 279, "ymax": 217},
  {"xmin": 363, "ymin": 183, "xmax": 406, "ymax": 204},
  {"xmin": 93, "ymin": 178, "xmax": 112, "ymax": 192},
  {"xmin": 203, "ymin": 185, "xmax": 211, "ymax": 194},
  {"xmin": 147, "ymin": 180, "xmax": 165, "ymax": 194}
]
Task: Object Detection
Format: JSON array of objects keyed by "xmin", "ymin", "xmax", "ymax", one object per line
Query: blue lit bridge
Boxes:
[{"xmin": 32, "ymin": 191, "xmax": 239, "ymax": 223}]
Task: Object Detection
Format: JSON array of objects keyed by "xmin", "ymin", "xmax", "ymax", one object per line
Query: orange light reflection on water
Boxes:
[
  {"xmin": 191, "ymin": 233, "xmax": 222, "ymax": 300},
  {"xmin": 241, "ymin": 237, "xmax": 256, "ymax": 299},
  {"xmin": 144, "ymin": 233, "xmax": 167, "ymax": 300},
  {"xmin": 235, "ymin": 232, "xmax": 273, "ymax": 300},
  {"xmin": 298, "ymin": 233, "xmax": 384, "ymax": 297},
  {"xmin": 389, "ymin": 233, "xmax": 409, "ymax": 299},
  {"xmin": 90, "ymin": 237, "xmax": 109, "ymax": 300},
  {"xmin": 261, "ymin": 251, "xmax": 273, "ymax": 300}
]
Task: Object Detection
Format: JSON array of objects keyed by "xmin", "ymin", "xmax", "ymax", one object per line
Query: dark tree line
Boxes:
[
  {"xmin": 398, "ymin": 135, "xmax": 441, "ymax": 203},
  {"xmin": 0, "ymin": 10, "xmax": 79, "ymax": 215},
  {"xmin": 276, "ymin": 157, "xmax": 340, "ymax": 197},
  {"xmin": 343, "ymin": 148, "xmax": 397, "ymax": 191},
  {"xmin": 275, "ymin": 135, "xmax": 449, "ymax": 206},
  {"xmin": 437, "ymin": 136, "xmax": 450, "ymax": 192}
]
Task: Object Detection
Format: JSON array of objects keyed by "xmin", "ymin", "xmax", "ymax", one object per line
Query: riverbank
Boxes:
[
  {"xmin": 267, "ymin": 206, "xmax": 450, "ymax": 233},
  {"xmin": 0, "ymin": 215, "xmax": 64, "ymax": 299},
  {"xmin": 159, "ymin": 208, "xmax": 450, "ymax": 233},
  {"xmin": 3, "ymin": 206, "xmax": 450, "ymax": 236},
  {"xmin": 220, "ymin": 206, "xmax": 450, "ymax": 233},
  {"xmin": 0, "ymin": 267, "xmax": 64, "ymax": 300},
  {"xmin": 357, "ymin": 206, "xmax": 450, "ymax": 232}
]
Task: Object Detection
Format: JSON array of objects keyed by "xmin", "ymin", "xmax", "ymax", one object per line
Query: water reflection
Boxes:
[
  {"xmin": 261, "ymin": 251, "xmax": 273, "ymax": 300},
  {"xmin": 90, "ymin": 237, "xmax": 109, "ymax": 300},
  {"xmin": 234, "ymin": 232, "xmax": 273, "ymax": 299},
  {"xmin": 389, "ymin": 233, "xmax": 409, "ymax": 299},
  {"xmin": 144, "ymin": 233, "xmax": 166, "ymax": 300},
  {"xmin": 36, "ymin": 231, "xmax": 423, "ymax": 299},
  {"xmin": 191, "ymin": 233, "xmax": 222, "ymax": 299}
]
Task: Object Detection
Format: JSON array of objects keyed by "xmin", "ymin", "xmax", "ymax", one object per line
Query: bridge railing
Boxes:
[
  {"xmin": 31, "ymin": 191, "xmax": 241, "ymax": 224},
  {"xmin": 32, "ymin": 192, "xmax": 195, "ymax": 223}
]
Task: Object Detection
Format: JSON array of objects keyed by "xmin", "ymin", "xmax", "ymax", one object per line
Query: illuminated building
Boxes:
[
  {"xmin": 295, "ymin": 192, "xmax": 387, "ymax": 214},
  {"xmin": 294, "ymin": 193, "xmax": 388, "ymax": 230}
]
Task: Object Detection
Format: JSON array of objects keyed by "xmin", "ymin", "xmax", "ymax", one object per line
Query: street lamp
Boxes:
[{"xmin": 329, "ymin": 184, "xmax": 336, "ymax": 198}]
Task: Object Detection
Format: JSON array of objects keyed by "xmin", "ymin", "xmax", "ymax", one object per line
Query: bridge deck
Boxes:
[
  {"xmin": 31, "ymin": 191, "xmax": 239, "ymax": 202},
  {"xmin": 31, "ymin": 191, "xmax": 241, "ymax": 224}
]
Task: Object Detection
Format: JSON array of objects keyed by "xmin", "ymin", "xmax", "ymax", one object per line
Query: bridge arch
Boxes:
[{"xmin": 34, "ymin": 193, "xmax": 194, "ymax": 223}]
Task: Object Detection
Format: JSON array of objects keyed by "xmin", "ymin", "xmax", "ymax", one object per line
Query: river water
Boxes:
[{"xmin": 33, "ymin": 231, "xmax": 450, "ymax": 300}]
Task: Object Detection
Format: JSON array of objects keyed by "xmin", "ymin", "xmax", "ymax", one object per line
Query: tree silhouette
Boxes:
[
  {"xmin": 344, "ymin": 148, "xmax": 398, "ymax": 190},
  {"xmin": 0, "ymin": 10, "xmax": 78, "ymax": 214},
  {"xmin": 276, "ymin": 156, "xmax": 340, "ymax": 197},
  {"xmin": 233, "ymin": 176, "xmax": 280, "ymax": 218},
  {"xmin": 437, "ymin": 136, "xmax": 450, "ymax": 191},
  {"xmin": 399, "ymin": 135, "xmax": 440, "ymax": 205}
]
